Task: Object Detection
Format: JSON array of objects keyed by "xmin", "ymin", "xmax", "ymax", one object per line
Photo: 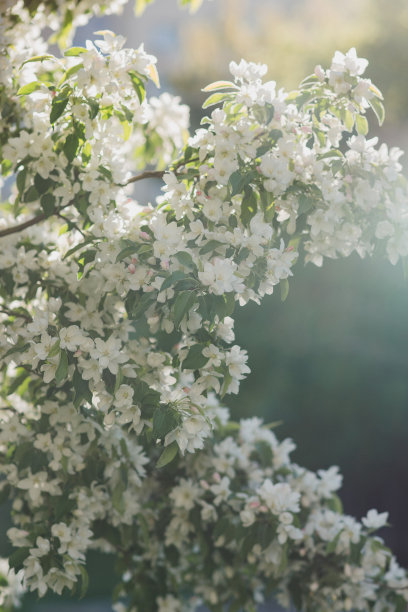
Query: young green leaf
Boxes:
[
  {"xmin": 181, "ymin": 343, "xmax": 209, "ymax": 370},
  {"xmin": 50, "ymin": 97, "xmax": 69, "ymax": 124},
  {"xmin": 55, "ymin": 350, "xmax": 69, "ymax": 384},
  {"xmin": 202, "ymin": 80, "xmax": 237, "ymax": 92},
  {"xmin": 17, "ymin": 81, "xmax": 43, "ymax": 96},
  {"xmin": 172, "ymin": 291, "xmax": 197, "ymax": 328},
  {"xmin": 156, "ymin": 441, "xmax": 179, "ymax": 468}
]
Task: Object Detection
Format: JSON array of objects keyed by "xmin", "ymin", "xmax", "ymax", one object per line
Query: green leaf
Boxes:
[
  {"xmin": 128, "ymin": 71, "xmax": 146, "ymax": 104},
  {"xmin": 156, "ymin": 441, "xmax": 179, "ymax": 468},
  {"xmin": 160, "ymin": 271, "xmax": 187, "ymax": 292},
  {"xmin": 47, "ymin": 340, "xmax": 60, "ymax": 358},
  {"xmin": 229, "ymin": 169, "xmax": 257, "ymax": 197},
  {"xmin": 63, "ymin": 132, "xmax": 79, "ymax": 162},
  {"xmin": 116, "ymin": 244, "xmax": 139, "ymax": 262},
  {"xmin": 21, "ymin": 54, "xmax": 55, "ymax": 66},
  {"xmin": 173, "ymin": 251, "xmax": 195, "ymax": 270},
  {"xmin": 73, "ymin": 369, "xmax": 92, "ymax": 408},
  {"xmin": 50, "ymin": 97, "xmax": 69, "ymax": 124},
  {"xmin": 16, "ymin": 168, "xmax": 27, "ymax": 195},
  {"xmin": 181, "ymin": 343, "xmax": 209, "ymax": 370},
  {"xmin": 2, "ymin": 342, "xmax": 30, "ymax": 359},
  {"xmin": 128, "ymin": 292, "xmax": 155, "ymax": 319},
  {"xmin": 34, "ymin": 173, "xmax": 53, "ymax": 195},
  {"xmin": 78, "ymin": 565, "xmax": 89, "ymax": 599},
  {"xmin": 23, "ymin": 185, "xmax": 39, "ymax": 203},
  {"xmin": 253, "ymin": 440, "xmax": 273, "ymax": 468},
  {"xmin": 63, "ymin": 237, "xmax": 96, "ymax": 259},
  {"xmin": 64, "ymin": 47, "xmax": 86, "ymax": 57},
  {"xmin": 241, "ymin": 185, "xmax": 257, "ymax": 226},
  {"xmin": 369, "ymin": 96, "xmax": 385, "ymax": 126},
  {"xmin": 199, "ymin": 240, "xmax": 224, "ymax": 256},
  {"xmin": 8, "ymin": 547, "xmax": 30, "ymax": 572},
  {"xmin": 87, "ymin": 98, "xmax": 99, "ymax": 119},
  {"xmin": 280, "ymin": 278, "xmax": 289, "ymax": 302},
  {"xmin": 59, "ymin": 62, "xmax": 83, "ymax": 85},
  {"xmin": 202, "ymin": 80, "xmax": 237, "ymax": 92},
  {"xmin": 17, "ymin": 81, "xmax": 43, "ymax": 96},
  {"xmin": 112, "ymin": 481, "xmax": 126, "ymax": 514},
  {"xmin": 341, "ymin": 108, "xmax": 354, "ymax": 131},
  {"xmin": 152, "ymin": 406, "xmax": 180, "ymax": 439},
  {"xmin": 6, "ymin": 369, "xmax": 30, "ymax": 396},
  {"xmin": 55, "ymin": 350, "xmax": 69, "ymax": 384},
  {"xmin": 355, "ymin": 114, "xmax": 368, "ymax": 136},
  {"xmin": 173, "ymin": 291, "xmax": 197, "ymax": 328},
  {"xmin": 40, "ymin": 193, "xmax": 56, "ymax": 216},
  {"xmin": 202, "ymin": 92, "xmax": 232, "ymax": 109},
  {"xmin": 327, "ymin": 493, "xmax": 343, "ymax": 514}
]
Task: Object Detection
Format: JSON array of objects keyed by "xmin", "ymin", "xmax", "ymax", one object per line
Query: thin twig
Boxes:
[
  {"xmin": 0, "ymin": 201, "xmax": 73, "ymax": 240},
  {"xmin": 0, "ymin": 212, "xmax": 47, "ymax": 239},
  {"xmin": 124, "ymin": 169, "xmax": 165, "ymax": 186},
  {"xmin": 0, "ymin": 156, "xmax": 200, "ymax": 239},
  {"xmin": 56, "ymin": 213, "xmax": 86, "ymax": 238},
  {"xmin": 123, "ymin": 157, "xmax": 200, "ymax": 186},
  {"xmin": 0, "ymin": 307, "xmax": 32, "ymax": 322}
]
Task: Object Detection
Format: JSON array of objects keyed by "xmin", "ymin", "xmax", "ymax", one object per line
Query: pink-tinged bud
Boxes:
[
  {"xmin": 131, "ymin": 257, "xmax": 138, "ymax": 264},
  {"xmin": 285, "ymin": 246, "xmax": 294, "ymax": 252},
  {"xmin": 256, "ymin": 166, "xmax": 261, "ymax": 173},
  {"xmin": 275, "ymin": 112, "xmax": 281, "ymax": 121},
  {"xmin": 275, "ymin": 205, "xmax": 281, "ymax": 211},
  {"xmin": 259, "ymin": 505, "xmax": 268, "ymax": 513},
  {"xmin": 344, "ymin": 174, "xmax": 353, "ymax": 183},
  {"xmin": 128, "ymin": 263, "xmax": 136, "ymax": 274},
  {"xmin": 144, "ymin": 286, "xmax": 154, "ymax": 292},
  {"xmin": 147, "ymin": 269, "xmax": 153, "ymax": 275},
  {"xmin": 161, "ymin": 259, "xmax": 170, "ymax": 270},
  {"xmin": 314, "ymin": 65, "xmax": 325, "ymax": 81},
  {"xmin": 196, "ymin": 190, "xmax": 202, "ymax": 196},
  {"xmin": 213, "ymin": 472, "xmax": 221, "ymax": 483},
  {"xmin": 190, "ymin": 406, "xmax": 199, "ymax": 414},
  {"xmin": 140, "ymin": 231, "xmax": 150, "ymax": 240},
  {"xmin": 182, "ymin": 386, "xmax": 190, "ymax": 394},
  {"xmin": 74, "ymin": 350, "xmax": 82, "ymax": 357},
  {"xmin": 200, "ymin": 480, "xmax": 210, "ymax": 489},
  {"xmin": 249, "ymin": 500, "xmax": 260, "ymax": 509},
  {"xmin": 301, "ymin": 126, "xmax": 312, "ymax": 134}
]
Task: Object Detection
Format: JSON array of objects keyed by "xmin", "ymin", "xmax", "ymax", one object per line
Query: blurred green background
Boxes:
[{"xmin": 11, "ymin": 0, "xmax": 408, "ymax": 608}]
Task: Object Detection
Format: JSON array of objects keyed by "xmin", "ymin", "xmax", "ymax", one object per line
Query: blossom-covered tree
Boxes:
[{"xmin": 1, "ymin": 1, "xmax": 408, "ymax": 610}]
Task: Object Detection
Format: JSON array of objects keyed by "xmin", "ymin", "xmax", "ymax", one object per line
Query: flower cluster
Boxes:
[{"xmin": 0, "ymin": 0, "xmax": 407, "ymax": 610}]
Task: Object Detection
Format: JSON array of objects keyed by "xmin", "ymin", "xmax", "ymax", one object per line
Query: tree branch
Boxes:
[
  {"xmin": 0, "ymin": 156, "xmax": 200, "ymax": 239},
  {"xmin": 0, "ymin": 307, "xmax": 32, "ymax": 322},
  {"xmin": 0, "ymin": 212, "xmax": 47, "ymax": 239},
  {"xmin": 123, "ymin": 157, "xmax": 199, "ymax": 186},
  {"xmin": 124, "ymin": 169, "xmax": 165, "ymax": 185},
  {"xmin": 0, "ymin": 201, "xmax": 73, "ymax": 240}
]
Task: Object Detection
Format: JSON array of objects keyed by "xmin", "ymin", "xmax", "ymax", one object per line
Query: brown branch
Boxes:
[
  {"xmin": 0, "ymin": 155, "xmax": 201, "ymax": 238},
  {"xmin": 0, "ymin": 201, "xmax": 73, "ymax": 240},
  {"xmin": 0, "ymin": 307, "xmax": 32, "ymax": 322},
  {"xmin": 124, "ymin": 170, "xmax": 165, "ymax": 186},
  {"xmin": 123, "ymin": 157, "xmax": 200, "ymax": 187},
  {"xmin": 0, "ymin": 212, "xmax": 47, "ymax": 239}
]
